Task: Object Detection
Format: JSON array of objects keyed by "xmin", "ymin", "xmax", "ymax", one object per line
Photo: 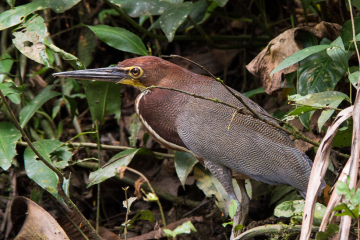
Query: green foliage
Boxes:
[
  {"xmin": 12, "ymin": 14, "xmax": 52, "ymax": 67},
  {"xmin": 0, "ymin": 82, "xmax": 24, "ymax": 104},
  {"xmin": 19, "ymin": 85, "xmax": 61, "ymax": 128},
  {"xmin": 333, "ymin": 177, "xmax": 360, "ymax": 219},
  {"xmin": 163, "ymin": 221, "xmax": 197, "ymax": 238},
  {"xmin": 316, "ymin": 224, "xmax": 339, "ymax": 240},
  {"xmin": 274, "ymin": 200, "xmax": 326, "ymax": 226},
  {"xmin": 84, "ymin": 81, "xmax": 122, "ymax": 124},
  {"xmin": 87, "ymin": 25, "xmax": 149, "ymax": 56},
  {"xmin": 24, "ymin": 139, "xmax": 72, "ymax": 202},
  {"xmin": 129, "ymin": 113, "xmax": 141, "ymax": 147},
  {"xmin": 0, "ymin": 122, "xmax": 22, "ymax": 170},
  {"xmin": 88, "ymin": 148, "xmax": 155, "ymax": 186},
  {"xmin": 0, "ymin": 54, "xmax": 14, "ymax": 83},
  {"xmin": 174, "ymin": 151, "xmax": 198, "ymax": 187}
]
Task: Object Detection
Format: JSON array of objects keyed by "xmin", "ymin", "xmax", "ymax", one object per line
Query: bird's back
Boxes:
[{"xmin": 174, "ymin": 75, "xmax": 312, "ymax": 193}]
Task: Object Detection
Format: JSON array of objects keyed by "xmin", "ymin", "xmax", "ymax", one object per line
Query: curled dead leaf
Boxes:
[
  {"xmin": 246, "ymin": 22, "xmax": 342, "ymax": 94},
  {"xmin": 134, "ymin": 177, "xmax": 146, "ymax": 199},
  {"xmin": 118, "ymin": 166, "xmax": 127, "ymax": 179}
]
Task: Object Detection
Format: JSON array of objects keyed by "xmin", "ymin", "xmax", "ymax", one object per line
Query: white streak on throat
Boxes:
[{"xmin": 135, "ymin": 92, "xmax": 190, "ymax": 152}]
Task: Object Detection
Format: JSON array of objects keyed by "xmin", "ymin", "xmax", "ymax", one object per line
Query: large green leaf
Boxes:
[
  {"xmin": 288, "ymin": 91, "xmax": 349, "ymax": 131},
  {"xmin": 174, "ymin": 151, "xmax": 198, "ymax": 187},
  {"xmin": 177, "ymin": 0, "xmax": 208, "ymax": 32},
  {"xmin": 194, "ymin": 165, "xmax": 241, "ymax": 216},
  {"xmin": 297, "ymin": 52, "xmax": 345, "ymax": 95},
  {"xmin": 109, "ymin": 0, "xmax": 174, "ymax": 17},
  {"xmin": 19, "ymin": 85, "xmax": 61, "ymax": 128},
  {"xmin": 77, "ymin": 28, "xmax": 97, "ymax": 68},
  {"xmin": 12, "ymin": 15, "xmax": 52, "ymax": 67},
  {"xmin": 87, "ymin": 25, "xmax": 149, "ymax": 56},
  {"xmin": 84, "ymin": 81, "xmax": 122, "ymax": 124},
  {"xmin": 24, "ymin": 139, "xmax": 72, "ymax": 201},
  {"xmin": 243, "ymin": 87, "xmax": 265, "ymax": 98},
  {"xmin": 270, "ymin": 45, "xmax": 331, "ymax": 76},
  {"xmin": 0, "ymin": 122, "xmax": 22, "ymax": 170},
  {"xmin": 0, "ymin": 54, "xmax": 14, "ymax": 83},
  {"xmin": 274, "ymin": 200, "xmax": 326, "ymax": 226},
  {"xmin": 212, "ymin": 0, "xmax": 229, "ymax": 7},
  {"xmin": 349, "ymin": 71, "xmax": 359, "ymax": 89},
  {"xmin": 326, "ymin": 36, "xmax": 348, "ymax": 72},
  {"xmin": 129, "ymin": 113, "xmax": 141, "ymax": 147},
  {"xmin": 333, "ymin": 124, "xmax": 353, "ymax": 148},
  {"xmin": 159, "ymin": 2, "xmax": 193, "ymax": 42},
  {"xmin": 0, "ymin": 82, "xmax": 24, "ymax": 104},
  {"xmin": 88, "ymin": 148, "xmax": 140, "ymax": 186},
  {"xmin": 341, "ymin": 17, "xmax": 360, "ymax": 48},
  {"xmin": 0, "ymin": 0, "xmax": 80, "ymax": 31}
]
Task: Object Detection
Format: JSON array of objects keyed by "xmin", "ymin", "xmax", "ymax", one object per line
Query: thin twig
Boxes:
[{"xmin": 0, "ymin": 89, "xmax": 102, "ymax": 240}]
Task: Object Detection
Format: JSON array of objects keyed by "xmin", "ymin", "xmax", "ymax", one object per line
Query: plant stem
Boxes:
[
  {"xmin": 119, "ymin": 167, "xmax": 167, "ymax": 229},
  {"xmin": 0, "ymin": 89, "xmax": 102, "ymax": 240},
  {"xmin": 95, "ymin": 122, "xmax": 101, "ymax": 233}
]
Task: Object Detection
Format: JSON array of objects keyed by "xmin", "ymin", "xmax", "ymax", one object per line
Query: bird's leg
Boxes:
[
  {"xmin": 204, "ymin": 160, "xmax": 245, "ymax": 239},
  {"xmin": 236, "ymin": 179, "xmax": 250, "ymax": 226}
]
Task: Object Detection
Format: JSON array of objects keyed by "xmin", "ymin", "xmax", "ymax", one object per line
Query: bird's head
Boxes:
[{"xmin": 53, "ymin": 56, "xmax": 180, "ymax": 90}]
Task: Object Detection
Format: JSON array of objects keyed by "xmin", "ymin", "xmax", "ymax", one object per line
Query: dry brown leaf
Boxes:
[
  {"xmin": 300, "ymin": 106, "xmax": 353, "ymax": 240},
  {"xmin": 11, "ymin": 197, "xmax": 69, "ymax": 240},
  {"xmin": 246, "ymin": 22, "xmax": 342, "ymax": 94},
  {"xmin": 134, "ymin": 177, "xmax": 146, "ymax": 199}
]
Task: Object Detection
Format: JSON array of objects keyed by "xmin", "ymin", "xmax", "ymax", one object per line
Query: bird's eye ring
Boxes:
[{"xmin": 130, "ymin": 67, "xmax": 141, "ymax": 77}]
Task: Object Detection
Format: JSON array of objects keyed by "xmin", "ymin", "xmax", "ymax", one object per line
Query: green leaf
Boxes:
[
  {"xmin": 243, "ymin": 87, "xmax": 265, "ymax": 98},
  {"xmin": 222, "ymin": 221, "xmax": 233, "ymax": 227},
  {"xmin": 87, "ymin": 25, "xmax": 149, "ymax": 56},
  {"xmin": 47, "ymin": 0, "xmax": 81, "ymax": 13},
  {"xmin": 274, "ymin": 200, "xmax": 326, "ymax": 226},
  {"xmin": 0, "ymin": 1, "xmax": 45, "ymax": 31},
  {"xmin": 297, "ymin": 52, "xmax": 345, "ymax": 95},
  {"xmin": 0, "ymin": 122, "xmax": 22, "ymax": 170},
  {"xmin": 341, "ymin": 17, "xmax": 360, "ymax": 48},
  {"xmin": 327, "ymin": 224, "xmax": 339, "ymax": 236},
  {"xmin": 77, "ymin": 28, "xmax": 97, "ymax": 68},
  {"xmin": 326, "ymin": 37, "xmax": 348, "ymax": 72},
  {"xmin": 212, "ymin": 0, "xmax": 229, "ymax": 7},
  {"xmin": 228, "ymin": 199, "xmax": 238, "ymax": 219},
  {"xmin": 172, "ymin": 221, "xmax": 197, "ymax": 236},
  {"xmin": 0, "ymin": 82, "xmax": 24, "ymax": 104},
  {"xmin": 139, "ymin": 210, "xmax": 155, "ymax": 223},
  {"xmin": 88, "ymin": 148, "xmax": 140, "ymax": 186},
  {"xmin": 316, "ymin": 231, "xmax": 330, "ymax": 240},
  {"xmin": 270, "ymin": 45, "xmax": 331, "ymax": 76},
  {"xmin": 0, "ymin": 53, "xmax": 14, "ymax": 83},
  {"xmin": 129, "ymin": 113, "xmax": 141, "ymax": 147},
  {"xmin": 24, "ymin": 139, "xmax": 68, "ymax": 201},
  {"xmin": 174, "ymin": 151, "xmax": 198, "ymax": 187},
  {"xmin": 160, "ymin": 2, "xmax": 193, "ymax": 42},
  {"xmin": 289, "ymin": 91, "xmax": 349, "ymax": 131},
  {"xmin": 64, "ymin": 95, "xmax": 78, "ymax": 120},
  {"xmin": 84, "ymin": 81, "xmax": 122, "ymax": 124},
  {"xmin": 98, "ymin": 9, "xmax": 119, "ymax": 23},
  {"xmin": 348, "ymin": 71, "xmax": 359, "ymax": 89},
  {"xmin": 287, "ymin": 105, "xmax": 320, "ymax": 117},
  {"xmin": 20, "ymin": 85, "xmax": 61, "ymax": 128},
  {"xmin": 19, "ymin": 85, "xmax": 61, "ymax": 128},
  {"xmin": 12, "ymin": 15, "xmax": 52, "ymax": 67},
  {"xmin": 194, "ymin": 165, "xmax": 233, "ymax": 215},
  {"xmin": 333, "ymin": 124, "xmax": 353, "ymax": 148},
  {"xmin": 109, "ymin": 0, "xmax": 174, "ymax": 17},
  {"xmin": 270, "ymin": 185, "xmax": 298, "ymax": 205},
  {"xmin": 177, "ymin": 0, "xmax": 208, "ymax": 32}
]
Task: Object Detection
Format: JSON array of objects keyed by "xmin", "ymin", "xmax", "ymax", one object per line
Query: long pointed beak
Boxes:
[{"xmin": 52, "ymin": 67, "xmax": 128, "ymax": 83}]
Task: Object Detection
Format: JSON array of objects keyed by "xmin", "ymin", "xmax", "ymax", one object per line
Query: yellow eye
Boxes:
[{"xmin": 130, "ymin": 67, "xmax": 141, "ymax": 77}]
